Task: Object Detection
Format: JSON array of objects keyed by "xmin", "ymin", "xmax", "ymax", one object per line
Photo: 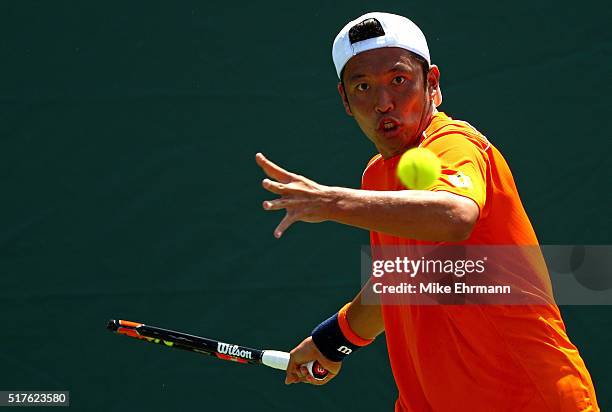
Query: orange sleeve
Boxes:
[{"xmin": 422, "ymin": 133, "xmax": 487, "ymax": 216}]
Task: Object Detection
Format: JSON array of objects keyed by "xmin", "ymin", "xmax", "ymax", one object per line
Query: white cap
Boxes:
[{"xmin": 332, "ymin": 12, "xmax": 441, "ymax": 107}]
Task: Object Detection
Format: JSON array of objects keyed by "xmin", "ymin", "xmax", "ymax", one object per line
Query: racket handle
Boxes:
[{"xmin": 261, "ymin": 350, "xmax": 329, "ymax": 381}]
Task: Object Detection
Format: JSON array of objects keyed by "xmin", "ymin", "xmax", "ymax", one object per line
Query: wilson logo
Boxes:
[
  {"xmin": 217, "ymin": 342, "xmax": 252, "ymax": 359},
  {"xmin": 314, "ymin": 363, "xmax": 327, "ymax": 375}
]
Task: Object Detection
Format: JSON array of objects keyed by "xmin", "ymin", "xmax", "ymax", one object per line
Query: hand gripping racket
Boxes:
[{"xmin": 107, "ymin": 319, "xmax": 329, "ymax": 380}]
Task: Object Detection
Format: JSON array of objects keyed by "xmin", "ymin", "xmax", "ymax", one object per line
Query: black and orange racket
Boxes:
[{"xmin": 106, "ymin": 319, "xmax": 328, "ymax": 380}]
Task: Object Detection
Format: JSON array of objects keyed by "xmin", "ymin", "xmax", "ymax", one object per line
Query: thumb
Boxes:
[{"xmin": 284, "ymin": 373, "xmax": 300, "ymax": 385}]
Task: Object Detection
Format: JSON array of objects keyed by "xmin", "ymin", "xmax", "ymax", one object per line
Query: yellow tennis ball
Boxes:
[{"xmin": 397, "ymin": 148, "xmax": 441, "ymax": 190}]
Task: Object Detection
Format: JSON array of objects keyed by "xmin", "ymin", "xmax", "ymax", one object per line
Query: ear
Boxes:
[
  {"xmin": 337, "ymin": 82, "xmax": 353, "ymax": 116},
  {"xmin": 427, "ymin": 65, "xmax": 441, "ymax": 98}
]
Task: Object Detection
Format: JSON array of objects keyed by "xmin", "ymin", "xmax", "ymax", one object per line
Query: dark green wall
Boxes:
[{"xmin": 1, "ymin": 1, "xmax": 610, "ymax": 410}]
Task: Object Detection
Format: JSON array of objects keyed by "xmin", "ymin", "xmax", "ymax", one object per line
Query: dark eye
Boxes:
[
  {"xmin": 356, "ymin": 83, "xmax": 369, "ymax": 91},
  {"xmin": 392, "ymin": 76, "xmax": 406, "ymax": 85}
]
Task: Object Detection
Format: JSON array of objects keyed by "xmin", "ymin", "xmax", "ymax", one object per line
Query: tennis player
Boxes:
[{"xmin": 256, "ymin": 12, "xmax": 599, "ymax": 411}]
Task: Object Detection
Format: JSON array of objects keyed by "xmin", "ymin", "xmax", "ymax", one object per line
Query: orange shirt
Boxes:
[{"xmin": 362, "ymin": 112, "xmax": 599, "ymax": 411}]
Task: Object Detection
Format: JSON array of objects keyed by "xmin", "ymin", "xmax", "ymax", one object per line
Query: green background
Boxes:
[{"xmin": 1, "ymin": 1, "xmax": 610, "ymax": 410}]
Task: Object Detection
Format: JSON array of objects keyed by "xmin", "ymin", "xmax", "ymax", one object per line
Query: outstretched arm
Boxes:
[{"xmin": 256, "ymin": 153, "xmax": 478, "ymax": 241}]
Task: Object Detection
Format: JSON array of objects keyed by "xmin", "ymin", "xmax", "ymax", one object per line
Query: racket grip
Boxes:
[
  {"xmin": 261, "ymin": 350, "xmax": 329, "ymax": 381},
  {"xmin": 305, "ymin": 360, "xmax": 329, "ymax": 381}
]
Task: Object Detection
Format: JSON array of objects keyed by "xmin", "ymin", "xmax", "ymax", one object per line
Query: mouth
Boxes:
[{"xmin": 377, "ymin": 117, "xmax": 401, "ymax": 134}]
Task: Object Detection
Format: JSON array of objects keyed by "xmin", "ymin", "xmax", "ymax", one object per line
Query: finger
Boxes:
[
  {"xmin": 255, "ymin": 153, "xmax": 295, "ymax": 183},
  {"xmin": 300, "ymin": 374, "xmax": 327, "ymax": 386},
  {"xmin": 293, "ymin": 367, "xmax": 312, "ymax": 385},
  {"xmin": 285, "ymin": 358, "xmax": 301, "ymax": 382},
  {"xmin": 299, "ymin": 365, "xmax": 309, "ymax": 378},
  {"xmin": 297, "ymin": 375, "xmax": 313, "ymax": 385},
  {"xmin": 274, "ymin": 213, "xmax": 297, "ymax": 238},
  {"xmin": 304, "ymin": 369, "xmax": 335, "ymax": 386},
  {"xmin": 305, "ymin": 374, "xmax": 320, "ymax": 385},
  {"xmin": 264, "ymin": 198, "xmax": 304, "ymax": 211},
  {"xmin": 261, "ymin": 179, "xmax": 285, "ymax": 195},
  {"xmin": 285, "ymin": 372, "xmax": 300, "ymax": 385},
  {"xmin": 308, "ymin": 375, "xmax": 332, "ymax": 386}
]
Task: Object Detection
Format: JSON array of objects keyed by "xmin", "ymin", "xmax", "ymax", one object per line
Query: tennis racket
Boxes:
[{"xmin": 106, "ymin": 319, "xmax": 329, "ymax": 380}]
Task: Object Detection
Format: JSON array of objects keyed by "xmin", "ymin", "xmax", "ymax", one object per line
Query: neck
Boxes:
[{"xmin": 417, "ymin": 100, "xmax": 436, "ymax": 138}]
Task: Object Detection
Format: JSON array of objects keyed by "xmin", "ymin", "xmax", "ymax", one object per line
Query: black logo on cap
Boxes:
[{"xmin": 348, "ymin": 18, "xmax": 385, "ymax": 44}]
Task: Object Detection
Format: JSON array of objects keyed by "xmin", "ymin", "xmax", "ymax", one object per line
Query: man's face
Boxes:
[{"xmin": 338, "ymin": 47, "xmax": 439, "ymax": 158}]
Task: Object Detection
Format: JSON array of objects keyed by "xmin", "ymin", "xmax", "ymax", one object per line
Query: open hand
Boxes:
[{"xmin": 256, "ymin": 153, "xmax": 336, "ymax": 238}]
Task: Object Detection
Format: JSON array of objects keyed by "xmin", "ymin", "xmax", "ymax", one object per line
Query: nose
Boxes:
[{"xmin": 375, "ymin": 88, "xmax": 394, "ymax": 114}]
